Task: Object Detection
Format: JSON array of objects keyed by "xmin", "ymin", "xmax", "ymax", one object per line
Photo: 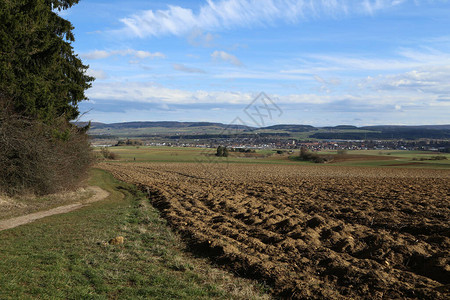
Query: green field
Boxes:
[
  {"xmin": 97, "ymin": 146, "xmax": 297, "ymax": 165},
  {"xmin": 97, "ymin": 146, "xmax": 450, "ymax": 169}
]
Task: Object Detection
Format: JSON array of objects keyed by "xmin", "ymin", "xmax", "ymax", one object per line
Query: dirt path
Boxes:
[{"xmin": 0, "ymin": 186, "xmax": 109, "ymax": 231}]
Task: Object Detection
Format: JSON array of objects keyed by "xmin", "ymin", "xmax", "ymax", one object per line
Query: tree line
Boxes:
[{"xmin": 0, "ymin": 0, "xmax": 94, "ymax": 195}]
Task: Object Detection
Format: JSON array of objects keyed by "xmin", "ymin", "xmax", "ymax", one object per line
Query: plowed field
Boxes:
[{"xmin": 100, "ymin": 162, "xmax": 450, "ymax": 299}]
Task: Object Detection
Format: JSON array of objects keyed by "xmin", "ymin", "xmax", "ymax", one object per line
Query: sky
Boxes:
[{"xmin": 63, "ymin": 0, "xmax": 450, "ymax": 126}]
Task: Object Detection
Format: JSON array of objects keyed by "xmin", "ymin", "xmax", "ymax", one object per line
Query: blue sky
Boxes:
[{"xmin": 64, "ymin": 0, "xmax": 450, "ymax": 126}]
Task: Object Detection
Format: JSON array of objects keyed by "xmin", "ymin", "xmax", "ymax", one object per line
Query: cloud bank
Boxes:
[
  {"xmin": 86, "ymin": 78, "xmax": 448, "ymax": 108},
  {"xmin": 82, "ymin": 49, "xmax": 166, "ymax": 60}
]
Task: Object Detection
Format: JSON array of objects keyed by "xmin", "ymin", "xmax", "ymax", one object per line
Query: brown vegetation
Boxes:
[
  {"xmin": 100, "ymin": 162, "xmax": 450, "ymax": 299},
  {"xmin": 100, "ymin": 147, "xmax": 119, "ymax": 160},
  {"xmin": 0, "ymin": 106, "xmax": 93, "ymax": 195},
  {"xmin": 0, "ymin": 186, "xmax": 109, "ymax": 231}
]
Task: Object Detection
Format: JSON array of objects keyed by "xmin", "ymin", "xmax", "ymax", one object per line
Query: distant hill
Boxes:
[
  {"xmin": 86, "ymin": 121, "xmax": 251, "ymax": 130},
  {"xmin": 78, "ymin": 121, "xmax": 450, "ymax": 140},
  {"xmin": 311, "ymin": 125, "xmax": 450, "ymax": 140},
  {"xmin": 261, "ymin": 124, "xmax": 317, "ymax": 132},
  {"xmin": 361, "ymin": 125, "xmax": 450, "ymax": 131},
  {"xmin": 321, "ymin": 125, "xmax": 358, "ymax": 130}
]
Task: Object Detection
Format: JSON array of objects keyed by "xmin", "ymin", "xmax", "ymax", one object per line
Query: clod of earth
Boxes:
[{"xmin": 109, "ymin": 236, "xmax": 124, "ymax": 245}]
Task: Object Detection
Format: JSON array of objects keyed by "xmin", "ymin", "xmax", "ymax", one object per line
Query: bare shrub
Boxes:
[
  {"xmin": 100, "ymin": 147, "xmax": 119, "ymax": 160},
  {"xmin": 297, "ymin": 147, "xmax": 328, "ymax": 163},
  {"xmin": 431, "ymin": 155, "xmax": 447, "ymax": 160},
  {"xmin": 0, "ymin": 103, "xmax": 93, "ymax": 196},
  {"xmin": 337, "ymin": 149, "xmax": 348, "ymax": 155}
]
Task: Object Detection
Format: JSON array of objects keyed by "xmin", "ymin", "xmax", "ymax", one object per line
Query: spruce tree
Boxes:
[
  {"xmin": 0, "ymin": 0, "xmax": 94, "ymax": 123},
  {"xmin": 216, "ymin": 146, "xmax": 224, "ymax": 157},
  {"xmin": 223, "ymin": 147, "xmax": 229, "ymax": 157}
]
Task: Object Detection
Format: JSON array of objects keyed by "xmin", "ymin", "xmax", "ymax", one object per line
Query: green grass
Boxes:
[
  {"xmin": 97, "ymin": 146, "xmax": 450, "ymax": 169},
  {"xmin": 0, "ymin": 169, "xmax": 269, "ymax": 299},
  {"xmin": 103, "ymin": 146, "xmax": 206, "ymax": 162},
  {"xmin": 96, "ymin": 146, "xmax": 290, "ymax": 165}
]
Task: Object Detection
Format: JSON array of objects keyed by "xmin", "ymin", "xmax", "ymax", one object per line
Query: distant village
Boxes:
[{"xmin": 98, "ymin": 136, "xmax": 450, "ymax": 153}]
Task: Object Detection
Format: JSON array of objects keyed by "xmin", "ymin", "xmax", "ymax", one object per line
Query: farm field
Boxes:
[
  {"xmin": 100, "ymin": 162, "xmax": 450, "ymax": 299},
  {"xmin": 98, "ymin": 146, "xmax": 450, "ymax": 169}
]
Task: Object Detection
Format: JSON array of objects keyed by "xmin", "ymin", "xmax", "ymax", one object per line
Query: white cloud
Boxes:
[
  {"xmin": 86, "ymin": 79, "xmax": 446, "ymax": 109},
  {"xmin": 363, "ymin": 65, "xmax": 450, "ymax": 96},
  {"xmin": 86, "ymin": 69, "xmax": 108, "ymax": 80},
  {"xmin": 82, "ymin": 49, "xmax": 166, "ymax": 60},
  {"xmin": 173, "ymin": 63, "xmax": 207, "ymax": 73},
  {"xmin": 363, "ymin": 0, "xmax": 406, "ymax": 14},
  {"xmin": 286, "ymin": 55, "xmax": 418, "ymax": 73},
  {"xmin": 313, "ymin": 75, "xmax": 340, "ymax": 85},
  {"xmin": 312, "ymin": 75, "xmax": 341, "ymax": 93},
  {"xmin": 134, "ymin": 50, "xmax": 165, "ymax": 59},
  {"xmin": 281, "ymin": 47, "xmax": 450, "ymax": 75},
  {"xmin": 397, "ymin": 47, "xmax": 450, "ymax": 64},
  {"xmin": 118, "ymin": 0, "xmax": 407, "ymax": 38},
  {"xmin": 87, "ymin": 81, "xmax": 334, "ymax": 105},
  {"xmin": 187, "ymin": 28, "xmax": 217, "ymax": 47},
  {"xmin": 83, "ymin": 50, "xmax": 110, "ymax": 60},
  {"xmin": 214, "ymin": 70, "xmax": 310, "ymax": 80},
  {"xmin": 211, "ymin": 50, "xmax": 243, "ymax": 66},
  {"xmin": 87, "ymin": 82, "xmax": 254, "ymax": 104}
]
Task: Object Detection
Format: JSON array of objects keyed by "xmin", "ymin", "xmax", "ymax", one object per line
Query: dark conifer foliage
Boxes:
[{"xmin": 0, "ymin": 0, "xmax": 93, "ymax": 123}]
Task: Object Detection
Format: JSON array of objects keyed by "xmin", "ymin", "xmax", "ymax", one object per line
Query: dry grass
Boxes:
[{"xmin": 0, "ymin": 188, "xmax": 94, "ymax": 220}]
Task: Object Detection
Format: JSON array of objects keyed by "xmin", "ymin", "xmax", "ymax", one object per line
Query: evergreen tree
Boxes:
[
  {"xmin": 300, "ymin": 147, "xmax": 308, "ymax": 158},
  {"xmin": 0, "ymin": 0, "xmax": 94, "ymax": 123},
  {"xmin": 216, "ymin": 146, "xmax": 224, "ymax": 157},
  {"xmin": 223, "ymin": 147, "xmax": 229, "ymax": 157}
]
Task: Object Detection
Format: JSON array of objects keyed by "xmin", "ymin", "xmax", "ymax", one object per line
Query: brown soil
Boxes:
[
  {"xmin": 383, "ymin": 162, "xmax": 427, "ymax": 166},
  {"xmin": 100, "ymin": 162, "xmax": 450, "ymax": 299},
  {"xmin": 329, "ymin": 154, "xmax": 398, "ymax": 163},
  {"xmin": 0, "ymin": 186, "xmax": 109, "ymax": 231}
]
